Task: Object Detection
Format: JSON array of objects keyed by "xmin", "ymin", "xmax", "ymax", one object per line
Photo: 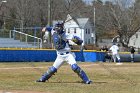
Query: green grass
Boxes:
[{"xmin": 0, "ymin": 62, "xmax": 140, "ymax": 93}]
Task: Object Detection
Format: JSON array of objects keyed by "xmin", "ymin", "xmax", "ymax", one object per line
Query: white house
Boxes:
[
  {"xmin": 128, "ymin": 31, "xmax": 140, "ymax": 48},
  {"xmin": 64, "ymin": 14, "xmax": 96, "ymax": 45}
]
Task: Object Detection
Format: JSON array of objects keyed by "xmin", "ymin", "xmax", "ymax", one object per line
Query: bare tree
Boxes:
[
  {"xmin": 101, "ymin": 0, "xmax": 140, "ymax": 47},
  {"xmin": 51, "ymin": 0, "xmax": 86, "ymax": 21},
  {"xmin": 2, "ymin": 0, "xmax": 87, "ymax": 28}
]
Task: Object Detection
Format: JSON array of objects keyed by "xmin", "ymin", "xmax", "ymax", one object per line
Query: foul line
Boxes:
[
  {"xmin": 0, "ymin": 63, "xmax": 98, "ymax": 70},
  {"xmin": 0, "ymin": 67, "xmax": 46, "ymax": 70}
]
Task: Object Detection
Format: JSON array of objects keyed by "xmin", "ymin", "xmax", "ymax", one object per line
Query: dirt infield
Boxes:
[
  {"xmin": 0, "ymin": 62, "xmax": 140, "ymax": 93},
  {"xmin": 0, "ymin": 90, "xmax": 47, "ymax": 93},
  {"xmin": 0, "ymin": 67, "xmax": 46, "ymax": 70},
  {"xmin": 0, "ymin": 63, "xmax": 97, "ymax": 70}
]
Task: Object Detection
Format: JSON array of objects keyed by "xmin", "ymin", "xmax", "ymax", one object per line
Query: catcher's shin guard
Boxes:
[
  {"xmin": 71, "ymin": 64, "xmax": 91, "ymax": 84},
  {"xmin": 37, "ymin": 66, "xmax": 57, "ymax": 82}
]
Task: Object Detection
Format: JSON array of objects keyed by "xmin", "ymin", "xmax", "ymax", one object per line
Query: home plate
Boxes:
[{"xmin": 116, "ymin": 63, "xmax": 123, "ymax": 65}]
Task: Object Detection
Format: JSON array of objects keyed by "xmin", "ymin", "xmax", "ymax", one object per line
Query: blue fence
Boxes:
[
  {"xmin": 0, "ymin": 49, "xmax": 105, "ymax": 62},
  {"xmin": 0, "ymin": 49, "xmax": 140, "ymax": 62}
]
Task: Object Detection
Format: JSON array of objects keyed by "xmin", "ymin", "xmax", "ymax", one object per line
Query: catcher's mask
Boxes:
[{"xmin": 54, "ymin": 22, "xmax": 64, "ymax": 34}]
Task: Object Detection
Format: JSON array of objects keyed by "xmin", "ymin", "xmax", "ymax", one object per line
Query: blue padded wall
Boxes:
[{"xmin": 0, "ymin": 49, "xmax": 105, "ymax": 62}]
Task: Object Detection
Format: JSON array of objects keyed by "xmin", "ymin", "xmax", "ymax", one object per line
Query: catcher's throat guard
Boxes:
[{"xmin": 53, "ymin": 32, "xmax": 66, "ymax": 50}]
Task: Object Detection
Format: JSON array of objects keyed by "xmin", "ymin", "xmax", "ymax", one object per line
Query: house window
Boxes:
[
  {"xmin": 92, "ymin": 37, "xmax": 94, "ymax": 43},
  {"xmin": 86, "ymin": 29, "xmax": 88, "ymax": 34},
  {"xmin": 85, "ymin": 39, "xmax": 87, "ymax": 44},
  {"xmin": 74, "ymin": 28, "xmax": 76, "ymax": 33},
  {"xmin": 88, "ymin": 39, "xmax": 90, "ymax": 44},
  {"xmin": 136, "ymin": 34, "xmax": 138, "ymax": 38},
  {"xmin": 68, "ymin": 28, "xmax": 70, "ymax": 33},
  {"xmin": 88, "ymin": 29, "xmax": 90, "ymax": 34}
]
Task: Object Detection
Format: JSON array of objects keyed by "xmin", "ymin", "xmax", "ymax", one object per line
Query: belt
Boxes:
[{"xmin": 59, "ymin": 52, "xmax": 70, "ymax": 55}]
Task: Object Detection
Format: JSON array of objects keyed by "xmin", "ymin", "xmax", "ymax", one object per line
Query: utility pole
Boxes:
[
  {"xmin": 48, "ymin": 0, "xmax": 52, "ymax": 47},
  {"xmin": 93, "ymin": 0, "xmax": 96, "ymax": 45},
  {"xmin": 48, "ymin": 0, "xmax": 51, "ymax": 27},
  {"xmin": 0, "ymin": 0, "xmax": 7, "ymax": 30}
]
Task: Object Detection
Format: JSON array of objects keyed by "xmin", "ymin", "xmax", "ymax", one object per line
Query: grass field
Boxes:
[{"xmin": 0, "ymin": 62, "xmax": 140, "ymax": 93}]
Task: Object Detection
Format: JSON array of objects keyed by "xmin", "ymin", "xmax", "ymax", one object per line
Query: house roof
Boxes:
[
  {"xmin": 52, "ymin": 14, "xmax": 90, "ymax": 28},
  {"xmin": 76, "ymin": 18, "xmax": 89, "ymax": 28},
  {"xmin": 67, "ymin": 14, "xmax": 90, "ymax": 28}
]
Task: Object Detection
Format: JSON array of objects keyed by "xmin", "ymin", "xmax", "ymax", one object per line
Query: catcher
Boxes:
[{"xmin": 36, "ymin": 22, "xmax": 92, "ymax": 84}]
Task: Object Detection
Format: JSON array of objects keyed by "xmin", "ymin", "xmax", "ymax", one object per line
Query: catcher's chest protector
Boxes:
[{"xmin": 52, "ymin": 32, "xmax": 66, "ymax": 50}]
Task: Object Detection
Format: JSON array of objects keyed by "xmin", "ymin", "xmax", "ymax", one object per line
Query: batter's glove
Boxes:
[{"xmin": 72, "ymin": 36, "xmax": 83, "ymax": 45}]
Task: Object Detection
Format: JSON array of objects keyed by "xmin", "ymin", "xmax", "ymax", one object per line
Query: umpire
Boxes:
[{"xmin": 130, "ymin": 46, "xmax": 135, "ymax": 62}]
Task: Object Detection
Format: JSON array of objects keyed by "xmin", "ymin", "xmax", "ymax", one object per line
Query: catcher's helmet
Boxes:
[{"xmin": 54, "ymin": 22, "xmax": 64, "ymax": 34}]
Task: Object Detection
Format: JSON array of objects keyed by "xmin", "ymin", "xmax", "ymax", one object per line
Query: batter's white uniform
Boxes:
[{"xmin": 109, "ymin": 44, "xmax": 120, "ymax": 62}]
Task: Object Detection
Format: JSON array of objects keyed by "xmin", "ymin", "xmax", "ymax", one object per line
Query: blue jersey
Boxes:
[
  {"xmin": 53, "ymin": 32, "xmax": 67, "ymax": 50},
  {"xmin": 45, "ymin": 26, "xmax": 83, "ymax": 53},
  {"xmin": 45, "ymin": 26, "xmax": 70, "ymax": 51}
]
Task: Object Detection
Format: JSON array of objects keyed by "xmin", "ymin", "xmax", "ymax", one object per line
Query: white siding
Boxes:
[
  {"xmin": 64, "ymin": 14, "xmax": 96, "ymax": 45},
  {"xmin": 83, "ymin": 21, "xmax": 95, "ymax": 45},
  {"xmin": 129, "ymin": 32, "xmax": 140, "ymax": 48}
]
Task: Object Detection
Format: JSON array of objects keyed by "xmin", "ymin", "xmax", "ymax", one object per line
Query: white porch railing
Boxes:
[{"xmin": 9, "ymin": 30, "xmax": 42, "ymax": 48}]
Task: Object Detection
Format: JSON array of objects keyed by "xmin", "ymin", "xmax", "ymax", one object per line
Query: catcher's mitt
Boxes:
[{"xmin": 72, "ymin": 36, "xmax": 83, "ymax": 45}]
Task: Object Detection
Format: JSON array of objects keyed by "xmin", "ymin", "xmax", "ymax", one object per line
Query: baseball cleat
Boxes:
[
  {"xmin": 36, "ymin": 79, "xmax": 45, "ymax": 82},
  {"xmin": 85, "ymin": 80, "xmax": 92, "ymax": 84}
]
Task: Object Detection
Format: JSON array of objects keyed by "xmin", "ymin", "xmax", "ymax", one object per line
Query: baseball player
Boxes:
[
  {"xmin": 130, "ymin": 46, "xmax": 135, "ymax": 62},
  {"xmin": 36, "ymin": 22, "xmax": 92, "ymax": 84},
  {"xmin": 109, "ymin": 43, "xmax": 122, "ymax": 65}
]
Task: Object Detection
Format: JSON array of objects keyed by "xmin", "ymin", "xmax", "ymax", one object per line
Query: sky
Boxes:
[
  {"xmin": 83, "ymin": 0, "xmax": 135, "ymax": 7},
  {"xmin": 102, "ymin": 0, "xmax": 135, "ymax": 3}
]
